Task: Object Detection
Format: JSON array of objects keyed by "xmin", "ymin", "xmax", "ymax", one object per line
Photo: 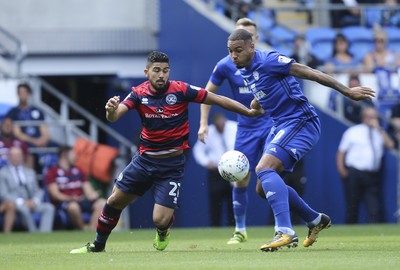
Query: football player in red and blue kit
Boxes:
[{"xmin": 70, "ymin": 50, "xmax": 263, "ymax": 253}]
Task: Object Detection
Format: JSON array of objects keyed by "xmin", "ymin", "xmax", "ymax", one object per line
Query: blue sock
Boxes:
[
  {"xmin": 287, "ymin": 186, "xmax": 319, "ymax": 223},
  {"xmin": 257, "ymin": 168, "xmax": 292, "ymax": 231},
  {"xmin": 232, "ymin": 186, "xmax": 247, "ymax": 231}
]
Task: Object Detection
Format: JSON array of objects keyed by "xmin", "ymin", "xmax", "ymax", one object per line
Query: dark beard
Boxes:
[{"xmin": 152, "ymin": 81, "xmax": 169, "ymax": 92}]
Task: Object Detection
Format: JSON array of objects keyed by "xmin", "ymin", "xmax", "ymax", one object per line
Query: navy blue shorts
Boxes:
[
  {"xmin": 115, "ymin": 152, "xmax": 186, "ymax": 209},
  {"xmin": 264, "ymin": 117, "xmax": 321, "ymax": 172}
]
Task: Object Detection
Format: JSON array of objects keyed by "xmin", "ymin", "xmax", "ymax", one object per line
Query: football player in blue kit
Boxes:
[
  {"xmin": 198, "ymin": 18, "xmax": 272, "ymax": 245},
  {"xmin": 70, "ymin": 50, "xmax": 263, "ymax": 254},
  {"xmin": 226, "ymin": 29, "xmax": 375, "ymax": 252}
]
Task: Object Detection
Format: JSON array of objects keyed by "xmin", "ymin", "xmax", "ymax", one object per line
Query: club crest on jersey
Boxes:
[
  {"xmin": 141, "ymin": 97, "xmax": 149, "ymax": 104},
  {"xmin": 253, "ymin": 71, "xmax": 259, "ymax": 81},
  {"xmin": 166, "ymin": 94, "xmax": 177, "ymax": 105}
]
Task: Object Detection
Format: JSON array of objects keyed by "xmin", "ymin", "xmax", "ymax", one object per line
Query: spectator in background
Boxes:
[
  {"xmin": 193, "ymin": 112, "xmax": 236, "ymax": 227},
  {"xmin": 45, "ymin": 146, "xmax": 105, "ymax": 230},
  {"xmin": 0, "ymin": 117, "xmax": 33, "ymax": 169},
  {"xmin": 6, "ymin": 83, "xmax": 50, "ymax": 148},
  {"xmin": 325, "ymin": 33, "xmax": 360, "ymax": 73},
  {"xmin": 337, "ymin": 106, "xmax": 394, "ymax": 223},
  {"xmin": 0, "ymin": 199, "xmax": 16, "ymax": 233},
  {"xmin": 328, "ymin": 74, "xmax": 374, "ymax": 123},
  {"xmin": 380, "ymin": 0, "xmax": 400, "ymax": 27},
  {"xmin": 224, "ymin": 0, "xmax": 262, "ymax": 22},
  {"xmin": 290, "ymin": 35, "xmax": 323, "ymax": 69},
  {"xmin": 5, "ymin": 83, "xmax": 53, "ymax": 174},
  {"xmin": 387, "ymin": 103, "xmax": 400, "ymax": 148},
  {"xmin": 363, "ymin": 28, "xmax": 399, "ymax": 72},
  {"xmin": 0, "ymin": 146, "xmax": 55, "ymax": 232},
  {"xmin": 330, "ymin": 0, "xmax": 380, "ymax": 28}
]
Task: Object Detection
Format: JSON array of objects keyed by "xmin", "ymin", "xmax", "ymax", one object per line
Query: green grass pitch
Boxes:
[{"xmin": 1, "ymin": 224, "xmax": 400, "ymax": 270}]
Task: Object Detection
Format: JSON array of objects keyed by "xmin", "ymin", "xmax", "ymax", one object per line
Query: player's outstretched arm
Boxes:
[
  {"xmin": 198, "ymin": 81, "xmax": 219, "ymax": 143},
  {"xmin": 105, "ymin": 96, "xmax": 128, "ymax": 122},
  {"xmin": 289, "ymin": 63, "xmax": 375, "ymax": 101},
  {"xmin": 204, "ymin": 92, "xmax": 264, "ymax": 117}
]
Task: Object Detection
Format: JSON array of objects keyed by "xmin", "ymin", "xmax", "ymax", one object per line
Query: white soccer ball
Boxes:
[{"xmin": 218, "ymin": 150, "xmax": 250, "ymax": 182}]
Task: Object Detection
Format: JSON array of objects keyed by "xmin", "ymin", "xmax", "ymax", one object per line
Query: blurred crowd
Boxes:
[{"xmin": 0, "ymin": 83, "xmax": 110, "ymax": 233}]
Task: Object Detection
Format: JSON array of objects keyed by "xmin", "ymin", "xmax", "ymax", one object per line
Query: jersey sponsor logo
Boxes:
[
  {"xmin": 145, "ymin": 113, "xmax": 178, "ymax": 119},
  {"xmin": 266, "ymin": 191, "xmax": 276, "ymax": 199},
  {"xmin": 254, "ymin": 90, "xmax": 266, "ymax": 100},
  {"xmin": 238, "ymin": 86, "xmax": 251, "ymax": 94},
  {"xmin": 290, "ymin": 148, "xmax": 297, "ymax": 155},
  {"xmin": 141, "ymin": 97, "xmax": 149, "ymax": 104},
  {"xmin": 235, "ymin": 70, "xmax": 241, "ymax": 76},
  {"xmin": 117, "ymin": 172, "xmax": 123, "ymax": 181},
  {"xmin": 268, "ymin": 147, "xmax": 277, "ymax": 153},
  {"xmin": 278, "ymin": 55, "xmax": 291, "ymax": 64},
  {"xmin": 156, "ymin": 108, "xmax": 164, "ymax": 114},
  {"xmin": 166, "ymin": 94, "xmax": 177, "ymax": 105},
  {"xmin": 253, "ymin": 71, "xmax": 259, "ymax": 81}
]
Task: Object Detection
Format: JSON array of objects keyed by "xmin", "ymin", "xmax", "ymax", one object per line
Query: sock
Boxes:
[
  {"xmin": 157, "ymin": 214, "xmax": 175, "ymax": 233},
  {"xmin": 287, "ymin": 186, "xmax": 319, "ymax": 224},
  {"xmin": 232, "ymin": 187, "xmax": 247, "ymax": 232},
  {"xmin": 257, "ymin": 168, "xmax": 292, "ymax": 231},
  {"xmin": 94, "ymin": 203, "xmax": 122, "ymax": 249},
  {"xmin": 308, "ymin": 213, "xmax": 322, "ymax": 227}
]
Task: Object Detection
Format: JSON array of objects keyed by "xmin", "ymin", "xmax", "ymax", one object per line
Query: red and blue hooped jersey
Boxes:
[{"xmin": 121, "ymin": 80, "xmax": 208, "ymax": 153}]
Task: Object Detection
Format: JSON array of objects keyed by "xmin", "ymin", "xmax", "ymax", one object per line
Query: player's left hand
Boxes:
[
  {"xmin": 347, "ymin": 87, "xmax": 375, "ymax": 101},
  {"xmin": 248, "ymin": 107, "xmax": 264, "ymax": 117}
]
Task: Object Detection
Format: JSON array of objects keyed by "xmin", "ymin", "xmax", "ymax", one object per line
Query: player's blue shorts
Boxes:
[
  {"xmin": 235, "ymin": 125, "xmax": 271, "ymax": 170},
  {"xmin": 115, "ymin": 152, "xmax": 185, "ymax": 209},
  {"xmin": 264, "ymin": 117, "xmax": 321, "ymax": 172}
]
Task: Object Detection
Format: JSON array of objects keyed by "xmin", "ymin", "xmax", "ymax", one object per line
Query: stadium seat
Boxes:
[
  {"xmin": 304, "ymin": 27, "xmax": 337, "ymax": 62},
  {"xmin": 383, "ymin": 27, "xmax": 400, "ymax": 52},
  {"xmin": 266, "ymin": 25, "xmax": 298, "ymax": 56},
  {"xmin": 249, "ymin": 8, "xmax": 276, "ymax": 42},
  {"xmin": 341, "ymin": 26, "xmax": 374, "ymax": 62}
]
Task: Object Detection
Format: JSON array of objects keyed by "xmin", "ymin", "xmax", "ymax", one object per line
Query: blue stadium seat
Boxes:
[
  {"xmin": 341, "ymin": 26, "xmax": 374, "ymax": 62},
  {"xmin": 0, "ymin": 102, "xmax": 12, "ymax": 121},
  {"xmin": 384, "ymin": 27, "xmax": 400, "ymax": 52},
  {"xmin": 266, "ymin": 25, "xmax": 298, "ymax": 56},
  {"xmin": 305, "ymin": 27, "xmax": 337, "ymax": 62}
]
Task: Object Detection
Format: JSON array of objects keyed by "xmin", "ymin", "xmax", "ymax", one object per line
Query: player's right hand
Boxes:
[
  {"xmin": 105, "ymin": 96, "xmax": 120, "ymax": 112},
  {"xmin": 198, "ymin": 124, "xmax": 209, "ymax": 144}
]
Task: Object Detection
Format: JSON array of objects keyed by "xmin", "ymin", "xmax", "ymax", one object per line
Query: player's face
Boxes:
[
  {"xmin": 145, "ymin": 62, "xmax": 170, "ymax": 92},
  {"xmin": 227, "ymin": 39, "xmax": 254, "ymax": 69}
]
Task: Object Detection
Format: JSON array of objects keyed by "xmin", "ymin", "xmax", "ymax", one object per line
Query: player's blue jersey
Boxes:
[
  {"xmin": 210, "ymin": 55, "xmax": 271, "ymax": 129},
  {"xmin": 240, "ymin": 50, "xmax": 318, "ymax": 125}
]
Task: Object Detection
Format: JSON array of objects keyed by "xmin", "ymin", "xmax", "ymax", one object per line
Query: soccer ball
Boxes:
[{"xmin": 218, "ymin": 150, "xmax": 250, "ymax": 182}]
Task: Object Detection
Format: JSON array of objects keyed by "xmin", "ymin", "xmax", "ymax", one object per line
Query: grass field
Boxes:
[{"xmin": 1, "ymin": 224, "xmax": 400, "ymax": 270}]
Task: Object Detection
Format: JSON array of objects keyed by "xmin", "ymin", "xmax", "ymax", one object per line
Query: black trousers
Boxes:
[
  {"xmin": 208, "ymin": 169, "xmax": 234, "ymax": 227},
  {"xmin": 343, "ymin": 167, "xmax": 384, "ymax": 224}
]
